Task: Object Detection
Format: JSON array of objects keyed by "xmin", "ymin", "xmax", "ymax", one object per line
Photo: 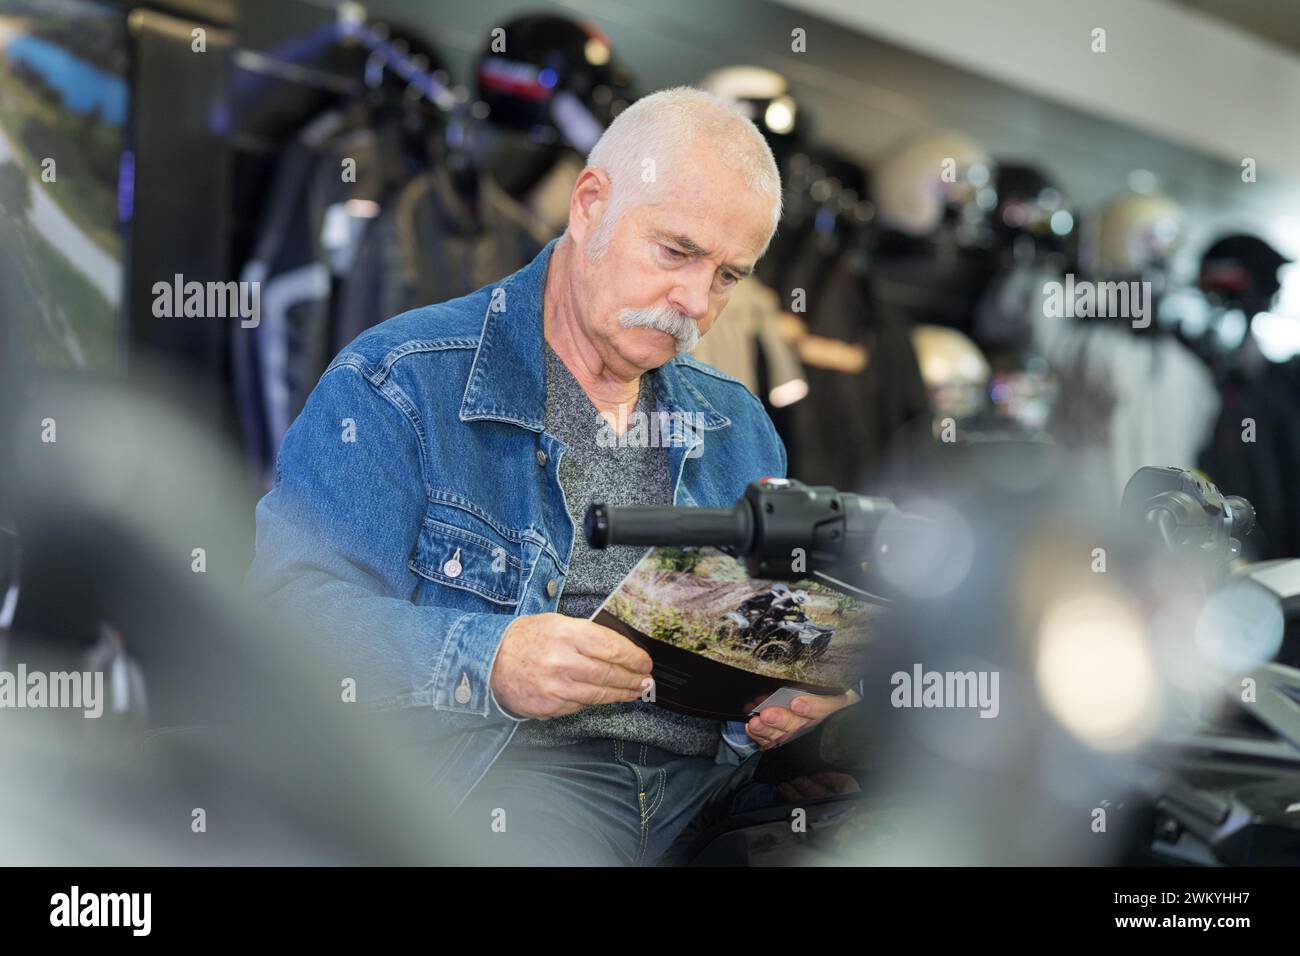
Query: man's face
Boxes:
[{"xmin": 568, "ymin": 141, "xmax": 776, "ymax": 376}]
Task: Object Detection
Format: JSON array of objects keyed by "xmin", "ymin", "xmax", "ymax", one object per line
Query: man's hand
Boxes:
[
  {"xmin": 490, "ymin": 612, "xmax": 655, "ymax": 720},
  {"xmin": 744, "ymin": 690, "xmax": 859, "ymax": 750},
  {"xmin": 774, "ymin": 772, "xmax": 861, "ymax": 803}
]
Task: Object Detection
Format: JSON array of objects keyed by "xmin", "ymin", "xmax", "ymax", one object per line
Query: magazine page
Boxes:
[{"xmin": 592, "ymin": 545, "xmax": 876, "ymax": 721}]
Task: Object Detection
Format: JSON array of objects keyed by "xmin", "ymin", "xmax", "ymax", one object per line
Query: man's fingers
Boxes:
[
  {"xmin": 571, "ymin": 623, "xmax": 654, "ymax": 674},
  {"xmin": 790, "ymin": 691, "xmax": 856, "ymax": 721},
  {"xmin": 758, "ymin": 706, "xmax": 810, "ymax": 735},
  {"xmin": 775, "ymin": 773, "xmax": 861, "ymax": 803},
  {"xmin": 774, "ymin": 781, "xmax": 803, "ymax": 803},
  {"xmin": 746, "ymin": 714, "xmax": 786, "ymax": 746},
  {"xmin": 810, "ymin": 771, "xmax": 861, "ymax": 794},
  {"xmin": 745, "ymin": 705, "xmax": 817, "ymax": 748},
  {"xmin": 563, "ymin": 654, "xmax": 649, "ymax": 694},
  {"xmin": 744, "ymin": 716, "xmax": 773, "ymax": 743},
  {"xmin": 563, "ymin": 677, "xmax": 648, "ymax": 706},
  {"xmin": 535, "ymin": 674, "xmax": 642, "ymax": 713},
  {"xmin": 777, "ymin": 776, "xmax": 832, "ymax": 801}
]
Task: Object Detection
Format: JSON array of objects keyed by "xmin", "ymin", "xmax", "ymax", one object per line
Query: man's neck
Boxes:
[{"xmin": 543, "ymin": 237, "xmax": 642, "ymax": 423}]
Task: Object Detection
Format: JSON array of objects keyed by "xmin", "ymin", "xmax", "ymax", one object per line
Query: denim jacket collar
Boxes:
[{"xmin": 459, "ymin": 237, "xmax": 731, "ymax": 433}]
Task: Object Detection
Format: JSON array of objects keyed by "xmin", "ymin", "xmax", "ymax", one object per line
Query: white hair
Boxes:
[{"xmin": 572, "ymin": 86, "xmax": 783, "ymax": 260}]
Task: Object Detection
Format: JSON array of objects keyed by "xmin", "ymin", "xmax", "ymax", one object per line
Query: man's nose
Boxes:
[{"xmin": 667, "ymin": 264, "xmax": 713, "ymax": 320}]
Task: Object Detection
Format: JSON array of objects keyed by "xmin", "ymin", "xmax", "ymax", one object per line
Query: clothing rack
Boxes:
[
  {"xmin": 230, "ymin": 2, "xmax": 457, "ymax": 112},
  {"xmin": 335, "ymin": 10, "xmax": 458, "ymax": 114}
]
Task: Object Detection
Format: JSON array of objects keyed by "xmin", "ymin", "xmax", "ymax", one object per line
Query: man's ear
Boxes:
[{"xmin": 567, "ymin": 166, "xmax": 610, "ymax": 248}]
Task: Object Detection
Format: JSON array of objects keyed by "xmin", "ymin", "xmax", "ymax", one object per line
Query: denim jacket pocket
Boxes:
[{"xmin": 409, "ymin": 504, "xmax": 525, "ymax": 608}]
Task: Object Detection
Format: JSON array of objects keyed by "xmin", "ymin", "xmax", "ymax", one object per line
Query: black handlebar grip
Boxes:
[{"xmin": 584, "ymin": 502, "xmax": 752, "ymax": 551}]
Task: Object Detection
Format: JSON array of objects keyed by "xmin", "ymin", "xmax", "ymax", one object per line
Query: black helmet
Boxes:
[
  {"xmin": 991, "ymin": 162, "xmax": 1073, "ymax": 253},
  {"xmin": 1198, "ymin": 233, "xmax": 1292, "ymax": 312},
  {"xmin": 475, "ymin": 14, "xmax": 636, "ymax": 154}
]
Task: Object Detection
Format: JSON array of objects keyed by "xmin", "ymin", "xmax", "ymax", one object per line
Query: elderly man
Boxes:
[{"xmin": 247, "ymin": 87, "xmax": 856, "ymax": 865}]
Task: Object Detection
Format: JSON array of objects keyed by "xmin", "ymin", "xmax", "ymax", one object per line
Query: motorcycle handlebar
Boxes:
[
  {"xmin": 584, "ymin": 502, "xmax": 753, "ymax": 552},
  {"xmin": 584, "ymin": 479, "xmax": 898, "ymax": 589}
]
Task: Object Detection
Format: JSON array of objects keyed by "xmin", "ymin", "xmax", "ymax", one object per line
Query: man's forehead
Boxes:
[{"xmin": 663, "ymin": 169, "xmax": 773, "ymax": 223}]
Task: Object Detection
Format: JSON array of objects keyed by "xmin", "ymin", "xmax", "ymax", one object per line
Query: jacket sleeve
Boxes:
[
  {"xmin": 770, "ymin": 414, "xmax": 789, "ymax": 480},
  {"xmin": 750, "ymin": 389, "xmax": 789, "ymax": 481},
  {"xmin": 243, "ymin": 359, "xmax": 522, "ymax": 723}
]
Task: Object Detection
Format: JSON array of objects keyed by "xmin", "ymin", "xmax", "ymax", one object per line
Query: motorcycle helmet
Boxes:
[
  {"xmin": 991, "ymin": 162, "xmax": 1074, "ymax": 257},
  {"xmin": 911, "ymin": 324, "xmax": 990, "ymax": 422},
  {"xmin": 474, "ymin": 14, "xmax": 636, "ymax": 155},
  {"xmin": 874, "ymin": 130, "xmax": 994, "ymax": 241},
  {"xmin": 1085, "ymin": 191, "xmax": 1183, "ymax": 278},
  {"xmin": 1198, "ymin": 233, "xmax": 1292, "ymax": 316}
]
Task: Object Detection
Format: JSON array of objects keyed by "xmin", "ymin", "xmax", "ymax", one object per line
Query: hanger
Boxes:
[{"xmin": 337, "ymin": 6, "xmax": 483, "ymax": 218}]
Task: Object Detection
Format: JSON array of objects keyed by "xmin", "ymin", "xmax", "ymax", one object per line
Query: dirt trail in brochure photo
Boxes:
[{"xmin": 606, "ymin": 548, "xmax": 876, "ymax": 686}]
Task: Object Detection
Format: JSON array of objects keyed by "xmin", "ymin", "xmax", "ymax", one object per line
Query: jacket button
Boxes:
[
  {"xmin": 536, "ymin": 449, "xmax": 548, "ymax": 467},
  {"xmin": 546, "ymin": 579, "xmax": 558, "ymax": 598},
  {"xmin": 442, "ymin": 548, "xmax": 463, "ymax": 579}
]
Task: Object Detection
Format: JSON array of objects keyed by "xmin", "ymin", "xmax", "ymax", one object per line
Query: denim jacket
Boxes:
[{"xmin": 246, "ymin": 237, "xmax": 787, "ymax": 811}]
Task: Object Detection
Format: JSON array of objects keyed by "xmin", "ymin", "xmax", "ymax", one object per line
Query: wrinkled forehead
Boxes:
[
  {"xmin": 645, "ymin": 200, "xmax": 775, "ymax": 264},
  {"xmin": 635, "ymin": 150, "xmax": 777, "ymax": 258}
]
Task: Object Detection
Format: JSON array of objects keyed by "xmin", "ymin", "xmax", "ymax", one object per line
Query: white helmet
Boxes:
[
  {"xmin": 911, "ymin": 324, "xmax": 990, "ymax": 420},
  {"xmin": 1085, "ymin": 192, "xmax": 1183, "ymax": 276},
  {"xmin": 874, "ymin": 130, "xmax": 993, "ymax": 237}
]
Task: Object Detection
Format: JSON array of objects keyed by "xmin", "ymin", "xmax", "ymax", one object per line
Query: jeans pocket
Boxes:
[{"xmin": 614, "ymin": 741, "xmax": 669, "ymax": 866}]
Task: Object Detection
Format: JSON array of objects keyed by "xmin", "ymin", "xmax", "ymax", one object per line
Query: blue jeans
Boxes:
[{"xmin": 453, "ymin": 738, "xmax": 766, "ymax": 866}]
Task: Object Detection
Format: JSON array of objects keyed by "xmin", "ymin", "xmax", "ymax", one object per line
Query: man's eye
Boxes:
[
  {"xmin": 660, "ymin": 244, "xmax": 687, "ymax": 260},
  {"xmin": 718, "ymin": 270, "xmax": 739, "ymax": 287}
]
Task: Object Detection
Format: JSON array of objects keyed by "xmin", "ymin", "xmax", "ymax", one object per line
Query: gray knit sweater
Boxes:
[{"xmin": 506, "ymin": 343, "xmax": 722, "ymax": 756}]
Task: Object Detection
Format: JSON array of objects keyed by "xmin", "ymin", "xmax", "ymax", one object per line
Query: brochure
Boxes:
[{"xmin": 592, "ymin": 546, "xmax": 875, "ymax": 721}]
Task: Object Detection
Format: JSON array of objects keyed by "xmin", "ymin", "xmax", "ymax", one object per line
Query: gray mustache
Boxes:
[{"xmin": 618, "ymin": 305, "xmax": 700, "ymax": 353}]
